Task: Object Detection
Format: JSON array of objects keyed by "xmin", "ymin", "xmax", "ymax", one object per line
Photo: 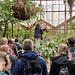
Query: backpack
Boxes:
[
  {"xmin": 71, "ymin": 51, "xmax": 75, "ymax": 60},
  {"xmin": 4, "ymin": 70, "xmax": 11, "ymax": 75},
  {"xmin": 59, "ymin": 65, "xmax": 69, "ymax": 75},
  {"xmin": 20, "ymin": 56, "xmax": 42, "ymax": 75},
  {"xmin": 10, "ymin": 44, "xmax": 16, "ymax": 55}
]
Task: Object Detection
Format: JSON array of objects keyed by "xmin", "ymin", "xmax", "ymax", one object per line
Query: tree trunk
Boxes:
[
  {"xmin": 12, "ymin": 23, "xmax": 13, "ymax": 37},
  {"xmin": 3, "ymin": 21, "xmax": 8, "ymax": 37}
]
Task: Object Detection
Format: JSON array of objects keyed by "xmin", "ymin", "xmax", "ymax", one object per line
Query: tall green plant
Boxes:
[
  {"xmin": 0, "ymin": 0, "xmax": 20, "ymax": 37},
  {"xmin": 34, "ymin": 38, "xmax": 58, "ymax": 59}
]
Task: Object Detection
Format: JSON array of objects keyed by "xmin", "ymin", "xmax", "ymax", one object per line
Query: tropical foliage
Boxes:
[
  {"xmin": 0, "ymin": 0, "xmax": 20, "ymax": 37},
  {"xmin": 34, "ymin": 38, "xmax": 58, "ymax": 59},
  {"xmin": 0, "ymin": 0, "xmax": 41, "ymax": 38}
]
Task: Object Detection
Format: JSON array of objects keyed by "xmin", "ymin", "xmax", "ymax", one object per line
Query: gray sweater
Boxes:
[{"xmin": 7, "ymin": 53, "xmax": 18, "ymax": 74}]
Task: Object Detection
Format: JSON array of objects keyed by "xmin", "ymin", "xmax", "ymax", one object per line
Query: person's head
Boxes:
[
  {"xmin": 8, "ymin": 39, "xmax": 13, "ymax": 45},
  {"xmin": 1, "ymin": 45, "xmax": 9, "ymax": 53},
  {"xmin": 0, "ymin": 37, "xmax": 8, "ymax": 45},
  {"xmin": 0, "ymin": 51, "xmax": 11, "ymax": 72},
  {"xmin": 67, "ymin": 36, "xmax": 75, "ymax": 46},
  {"xmin": 58, "ymin": 43, "xmax": 71, "ymax": 61},
  {"xmin": 36, "ymin": 23, "xmax": 40, "ymax": 27},
  {"xmin": 23, "ymin": 39, "xmax": 33, "ymax": 51},
  {"xmin": 15, "ymin": 39, "xmax": 19, "ymax": 42}
]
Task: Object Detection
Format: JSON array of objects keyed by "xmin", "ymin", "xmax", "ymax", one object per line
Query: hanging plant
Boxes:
[
  {"xmin": 67, "ymin": 0, "xmax": 74, "ymax": 8},
  {"xmin": 67, "ymin": 0, "xmax": 75, "ymax": 26},
  {"xmin": 12, "ymin": 0, "xmax": 31, "ymax": 20},
  {"xmin": 67, "ymin": 0, "xmax": 75, "ymax": 15},
  {"xmin": 12, "ymin": 0, "xmax": 43, "ymax": 20}
]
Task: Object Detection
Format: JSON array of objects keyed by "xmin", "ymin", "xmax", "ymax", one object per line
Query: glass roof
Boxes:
[{"xmin": 34, "ymin": 0, "xmax": 75, "ymax": 26}]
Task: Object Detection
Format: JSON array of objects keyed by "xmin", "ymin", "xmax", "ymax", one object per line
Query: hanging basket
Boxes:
[
  {"xmin": 12, "ymin": 0, "xmax": 31, "ymax": 20},
  {"xmin": 12, "ymin": 0, "xmax": 43, "ymax": 20}
]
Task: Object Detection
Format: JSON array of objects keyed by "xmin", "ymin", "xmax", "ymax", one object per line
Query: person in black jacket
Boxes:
[
  {"xmin": 49, "ymin": 43, "xmax": 75, "ymax": 75},
  {"xmin": 67, "ymin": 37, "xmax": 75, "ymax": 60},
  {"xmin": 14, "ymin": 39, "xmax": 22, "ymax": 51},
  {"xmin": 34, "ymin": 23, "xmax": 43, "ymax": 47},
  {"xmin": 14, "ymin": 39, "xmax": 22, "ymax": 57}
]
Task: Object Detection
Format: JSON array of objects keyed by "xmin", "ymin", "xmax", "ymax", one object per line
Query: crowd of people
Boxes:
[{"xmin": 0, "ymin": 36, "xmax": 75, "ymax": 75}]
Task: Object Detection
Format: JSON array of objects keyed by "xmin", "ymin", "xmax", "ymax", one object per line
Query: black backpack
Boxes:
[
  {"xmin": 20, "ymin": 56, "xmax": 42, "ymax": 75},
  {"xmin": 59, "ymin": 65, "xmax": 69, "ymax": 75},
  {"xmin": 71, "ymin": 51, "xmax": 75, "ymax": 60}
]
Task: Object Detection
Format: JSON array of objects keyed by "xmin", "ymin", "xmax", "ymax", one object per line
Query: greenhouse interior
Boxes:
[{"xmin": 0, "ymin": 0, "xmax": 75, "ymax": 75}]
